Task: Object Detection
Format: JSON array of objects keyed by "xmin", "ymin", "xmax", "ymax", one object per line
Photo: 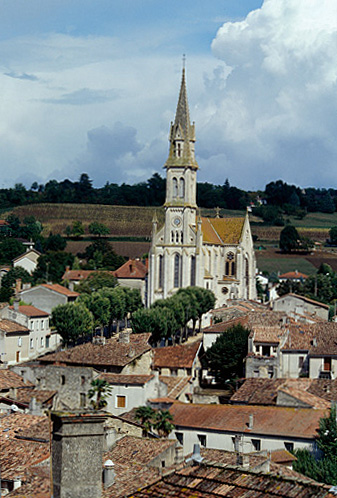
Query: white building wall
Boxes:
[{"xmin": 169, "ymin": 427, "xmax": 314, "ymax": 456}]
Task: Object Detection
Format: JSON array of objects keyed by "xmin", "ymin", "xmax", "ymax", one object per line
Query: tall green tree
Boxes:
[
  {"xmin": 51, "ymin": 303, "xmax": 94, "ymax": 346},
  {"xmin": 153, "ymin": 410, "xmax": 175, "ymax": 437},
  {"xmin": 75, "ymin": 271, "xmax": 117, "ymax": 294},
  {"xmin": 293, "ymin": 405, "xmax": 337, "ymax": 485},
  {"xmin": 0, "ymin": 267, "xmax": 32, "ymax": 302},
  {"xmin": 202, "ymin": 324, "xmax": 250, "ymax": 384},
  {"xmin": 0, "ymin": 238, "xmax": 25, "ymax": 264},
  {"xmin": 135, "ymin": 406, "xmax": 156, "ymax": 436}
]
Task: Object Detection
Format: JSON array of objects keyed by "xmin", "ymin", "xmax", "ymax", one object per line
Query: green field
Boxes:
[
  {"xmin": 285, "ymin": 212, "xmax": 337, "ymax": 229},
  {"xmin": 255, "ymin": 256, "xmax": 317, "ymax": 275}
]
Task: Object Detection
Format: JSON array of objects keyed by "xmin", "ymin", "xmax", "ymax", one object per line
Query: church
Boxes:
[{"xmin": 147, "ymin": 68, "xmax": 256, "ymax": 308}]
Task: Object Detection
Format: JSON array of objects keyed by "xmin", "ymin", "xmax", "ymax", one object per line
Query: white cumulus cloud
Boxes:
[{"xmin": 199, "ymin": 0, "xmax": 337, "ymax": 189}]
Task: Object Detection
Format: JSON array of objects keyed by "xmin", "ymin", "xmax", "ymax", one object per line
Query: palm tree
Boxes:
[
  {"xmin": 153, "ymin": 410, "xmax": 175, "ymax": 438},
  {"xmin": 135, "ymin": 406, "xmax": 155, "ymax": 436},
  {"xmin": 87, "ymin": 379, "xmax": 112, "ymax": 410}
]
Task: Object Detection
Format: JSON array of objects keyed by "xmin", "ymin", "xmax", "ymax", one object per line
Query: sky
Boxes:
[{"xmin": 1, "ymin": 0, "xmax": 337, "ymax": 191}]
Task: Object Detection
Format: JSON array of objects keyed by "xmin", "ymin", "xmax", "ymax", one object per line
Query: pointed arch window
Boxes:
[
  {"xmin": 225, "ymin": 252, "xmax": 236, "ymax": 277},
  {"xmin": 172, "ymin": 177, "xmax": 178, "ymax": 198},
  {"xmin": 174, "ymin": 253, "xmax": 182, "ymax": 288},
  {"xmin": 176, "ymin": 142, "xmax": 182, "ymax": 158},
  {"xmin": 191, "ymin": 255, "xmax": 196, "ymax": 286},
  {"xmin": 158, "ymin": 255, "xmax": 164, "ymax": 289},
  {"xmin": 179, "ymin": 178, "xmax": 185, "ymax": 198}
]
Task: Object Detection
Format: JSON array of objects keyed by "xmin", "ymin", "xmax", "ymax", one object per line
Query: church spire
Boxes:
[
  {"xmin": 174, "ymin": 66, "xmax": 191, "ymax": 140},
  {"xmin": 165, "ymin": 62, "xmax": 198, "ymax": 171}
]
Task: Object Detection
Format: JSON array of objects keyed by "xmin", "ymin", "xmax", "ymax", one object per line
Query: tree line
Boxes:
[{"xmin": 3, "ymin": 173, "xmax": 337, "ymax": 215}]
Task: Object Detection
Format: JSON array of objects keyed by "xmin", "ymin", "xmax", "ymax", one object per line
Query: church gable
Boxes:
[{"xmin": 201, "ymin": 217, "xmax": 245, "ymax": 245}]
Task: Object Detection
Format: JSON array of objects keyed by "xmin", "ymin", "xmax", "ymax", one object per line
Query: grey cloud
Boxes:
[
  {"xmin": 4, "ymin": 71, "xmax": 38, "ymax": 81},
  {"xmin": 41, "ymin": 88, "xmax": 119, "ymax": 105}
]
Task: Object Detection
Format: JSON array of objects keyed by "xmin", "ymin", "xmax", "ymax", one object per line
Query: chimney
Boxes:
[
  {"xmin": 15, "ymin": 279, "xmax": 22, "ymax": 295},
  {"xmin": 236, "ymin": 453, "xmax": 250, "ymax": 468},
  {"xmin": 51, "ymin": 411, "xmax": 106, "ymax": 498},
  {"xmin": 185, "ymin": 443, "xmax": 203, "ymax": 464},
  {"xmin": 248, "ymin": 414, "xmax": 254, "ymax": 430},
  {"xmin": 13, "ymin": 296, "xmax": 20, "ymax": 312},
  {"xmin": 29, "ymin": 396, "xmax": 42, "ymax": 415},
  {"xmin": 103, "ymin": 459, "xmax": 115, "ymax": 489},
  {"xmin": 118, "ymin": 329, "xmax": 131, "ymax": 343}
]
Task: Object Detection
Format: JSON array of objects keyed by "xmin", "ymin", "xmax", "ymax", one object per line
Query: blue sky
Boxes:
[{"xmin": 1, "ymin": 0, "xmax": 336, "ymax": 191}]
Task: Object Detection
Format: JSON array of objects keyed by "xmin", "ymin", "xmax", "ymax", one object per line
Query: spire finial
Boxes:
[{"xmin": 182, "ymin": 54, "xmax": 186, "ymax": 70}]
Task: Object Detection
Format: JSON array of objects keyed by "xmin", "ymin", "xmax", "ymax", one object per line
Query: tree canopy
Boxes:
[
  {"xmin": 51, "ymin": 303, "xmax": 94, "ymax": 346},
  {"xmin": 202, "ymin": 324, "xmax": 250, "ymax": 384}
]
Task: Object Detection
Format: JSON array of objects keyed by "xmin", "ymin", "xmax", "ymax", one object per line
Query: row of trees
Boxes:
[
  {"xmin": 132, "ymin": 287, "xmax": 216, "ymax": 346},
  {"xmin": 52, "ymin": 285, "xmax": 143, "ymax": 346},
  {"xmin": 4, "ymin": 173, "xmax": 337, "ymax": 214}
]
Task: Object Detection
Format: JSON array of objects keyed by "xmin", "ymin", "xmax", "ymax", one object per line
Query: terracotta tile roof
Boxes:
[
  {"xmin": 282, "ymin": 323, "xmax": 316, "ymax": 351},
  {"xmin": 102, "ymin": 435, "xmax": 177, "ymax": 497},
  {"xmin": 40, "ymin": 333, "xmax": 152, "ymax": 368},
  {"xmin": 274, "ymin": 293, "xmax": 330, "ymax": 310},
  {"xmin": 160, "ymin": 376, "xmax": 192, "ymax": 399},
  {"xmin": 252, "ymin": 326, "xmax": 283, "ymax": 344},
  {"xmin": 0, "ymin": 370, "xmax": 33, "ymax": 391},
  {"xmin": 114, "ymin": 259, "xmax": 148, "ymax": 279},
  {"xmin": 129, "ymin": 462, "xmax": 335, "ymax": 498},
  {"xmin": 231, "ymin": 378, "xmax": 334, "ymax": 409},
  {"xmin": 154, "ymin": 341, "xmax": 201, "ymax": 369},
  {"xmin": 0, "ymin": 413, "xmax": 50, "ymax": 480},
  {"xmin": 169, "ymin": 402, "xmax": 324, "ymax": 439},
  {"xmin": 62, "ymin": 269, "xmax": 95, "ymax": 281},
  {"xmin": 279, "ymin": 271, "xmax": 308, "ymax": 280},
  {"xmin": 270, "ymin": 449, "xmax": 297, "ymax": 464},
  {"xmin": 203, "ymin": 316, "xmax": 249, "ymax": 333},
  {"xmin": 9, "ymin": 388, "xmax": 57, "ymax": 407},
  {"xmin": 0, "ymin": 319, "xmax": 29, "ymax": 335},
  {"xmin": 41, "ymin": 283, "xmax": 79, "ymax": 297},
  {"xmin": 201, "ymin": 216, "xmax": 245, "ymax": 245},
  {"xmin": 6, "ymin": 465, "xmax": 50, "ymax": 498},
  {"xmin": 99, "ymin": 373, "xmax": 154, "ymax": 385},
  {"xmin": 310, "ymin": 322, "xmax": 337, "ymax": 355},
  {"xmin": 9, "ymin": 305, "xmax": 49, "ymax": 318},
  {"xmin": 277, "ymin": 386, "xmax": 330, "ymax": 410}
]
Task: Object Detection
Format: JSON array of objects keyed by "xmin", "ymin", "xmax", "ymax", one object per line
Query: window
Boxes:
[
  {"xmin": 179, "ymin": 178, "xmax": 185, "ymax": 198},
  {"xmin": 80, "ymin": 393, "xmax": 86, "ymax": 408},
  {"xmin": 46, "ymin": 336, "xmax": 50, "ymax": 348},
  {"xmin": 18, "ymin": 337, "xmax": 22, "ymax": 347},
  {"xmin": 175, "ymin": 432, "xmax": 184, "ymax": 445},
  {"xmin": 116, "ymin": 395, "xmax": 126, "ymax": 409},
  {"xmin": 262, "ymin": 345, "xmax": 270, "ymax": 356},
  {"xmin": 176, "ymin": 142, "xmax": 182, "ymax": 157},
  {"xmin": 225, "ymin": 252, "xmax": 236, "ymax": 277},
  {"xmin": 253, "ymin": 368, "xmax": 260, "ymax": 378},
  {"xmin": 159, "ymin": 255, "xmax": 164, "ymax": 288},
  {"xmin": 30, "ymin": 321, "xmax": 33, "ymax": 329},
  {"xmin": 268, "ymin": 366, "xmax": 274, "ymax": 378},
  {"xmin": 30, "ymin": 338, "xmax": 34, "ymax": 349},
  {"xmin": 172, "ymin": 177, "xmax": 178, "ymax": 198},
  {"xmin": 41, "ymin": 320, "xmax": 44, "ymax": 330},
  {"xmin": 197, "ymin": 434, "xmax": 207, "ymax": 447},
  {"xmin": 81, "ymin": 376, "xmax": 86, "ymax": 385},
  {"xmin": 298, "ymin": 356, "xmax": 304, "ymax": 368},
  {"xmin": 174, "ymin": 254, "xmax": 181, "ymax": 288},
  {"xmin": 190, "ymin": 256, "xmax": 196, "ymax": 286},
  {"xmin": 36, "ymin": 321, "xmax": 39, "ymax": 330},
  {"xmin": 284, "ymin": 442, "xmax": 294, "ymax": 452},
  {"xmin": 252, "ymin": 439, "xmax": 261, "ymax": 451},
  {"xmin": 61, "ymin": 375, "xmax": 66, "ymax": 385}
]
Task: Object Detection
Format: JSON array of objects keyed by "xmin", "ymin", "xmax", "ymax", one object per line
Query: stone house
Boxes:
[
  {"xmin": 19, "ymin": 283, "xmax": 79, "ymax": 314},
  {"xmin": 309, "ymin": 322, "xmax": 337, "ymax": 379},
  {"xmin": 0, "ymin": 319, "xmax": 30, "ymax": 365},
  {"xmin": 39, "ymin": 331, "xmax": 153, "ymax": 375},
  {"xmin": 61, "ymin": 268, "xmax": 96, "ymax": 290},
  {"xmin": 167, "ymin": 401, "xmax": 324, "ymax": 456},
  {"xmin": 114, "ymin": 258, "xmax": 148, "ymax": 303},
  {"xmin": 272, "ymin": 293, "xmax": 329, "ymax": 321},
  {"xmin": 2, "ymin": 303, "xmax": 60, "ymax": 357},
  {"xmin": 13, "ymin": 248, "xmax": 41, "ymax": 275},
  {"xmin": 230, "ymin": 378, "xmax": 332, "ymax": 410},
  {"xmin": 99, "ymin": 372, "xmax": 167, "ymax": 415},
  {"xmin": 153, "ymin": 341, "xmax": 201, "ymax": 381}
]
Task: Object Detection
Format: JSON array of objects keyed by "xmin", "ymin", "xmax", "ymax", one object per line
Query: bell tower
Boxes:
[{"xmin": 163, "ymin": 64, "xmax": 199, "ymax": 246}]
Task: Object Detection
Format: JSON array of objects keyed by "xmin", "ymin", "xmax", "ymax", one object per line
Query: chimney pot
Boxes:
[
  {"xmin": 248, "ymin": 414, "xmax": 254, "ymax": 429},
  {"xmin": 103, "ymin": 459, "xmax": 115, "ymax": 488}
]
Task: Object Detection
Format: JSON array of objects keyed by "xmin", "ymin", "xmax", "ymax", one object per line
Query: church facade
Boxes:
[{"xmin": 147, "ymin": 68, "xmax": 257, "ymax": 308}]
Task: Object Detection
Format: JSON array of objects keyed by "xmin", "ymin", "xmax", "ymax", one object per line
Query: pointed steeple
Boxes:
[
  {"xmin": 165, "ymin": 63, "xmax": 198, "ymax": 171},
  {"xmin": 174, "ymin": 67, "xmax": 191, "ymax": 140}
]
